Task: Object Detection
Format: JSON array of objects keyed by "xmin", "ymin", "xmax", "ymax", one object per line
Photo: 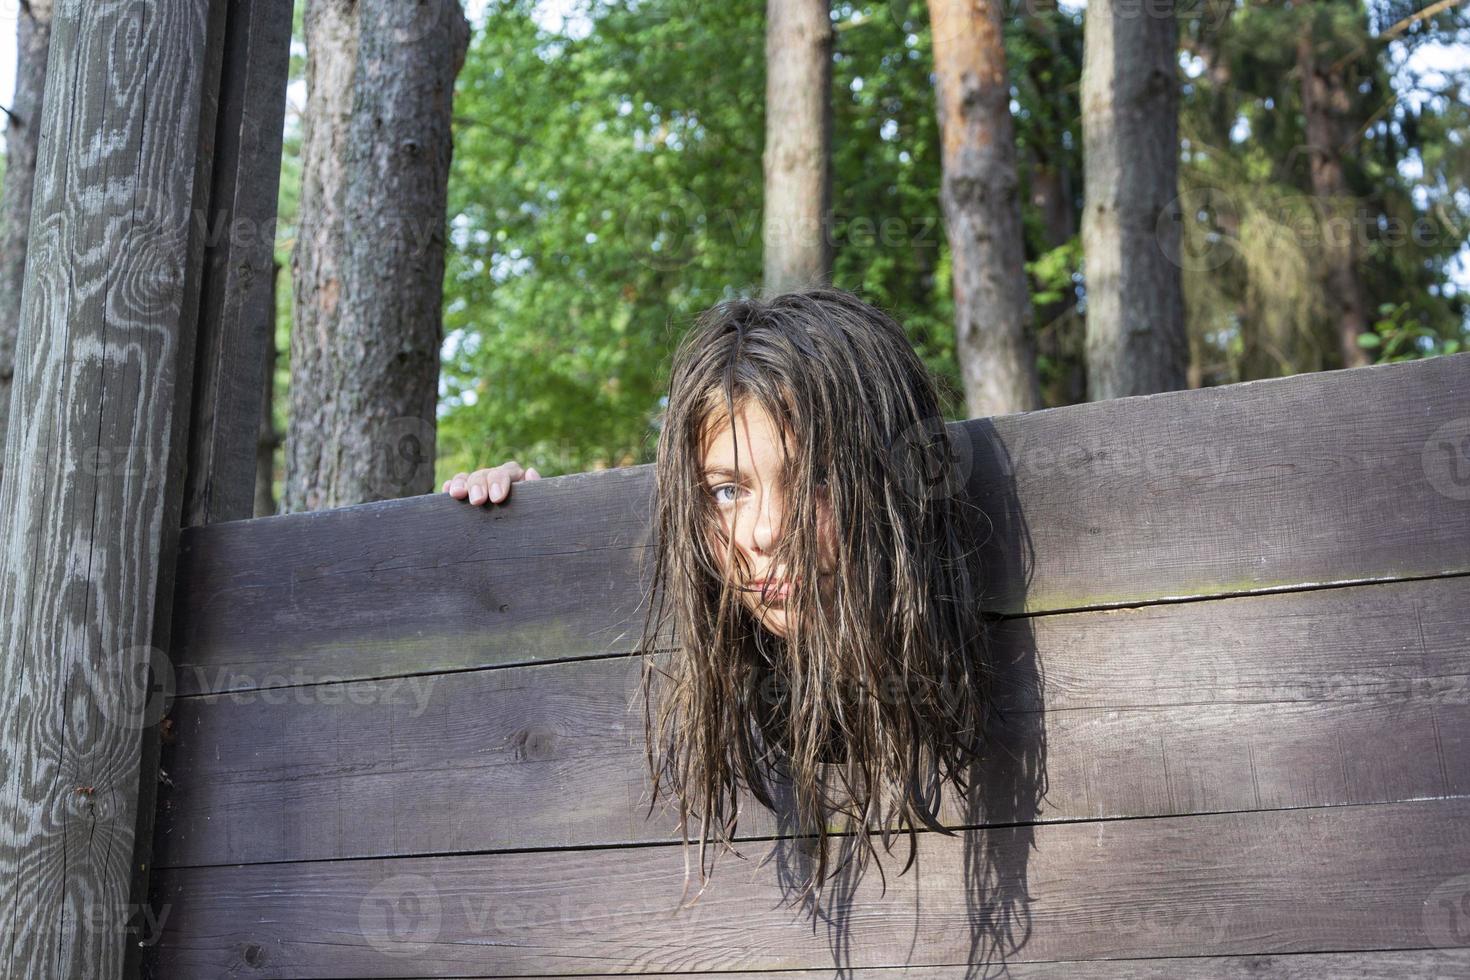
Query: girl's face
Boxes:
[{"xmin": 699, "ymin": 400, "xmax": 838, "ymax": 638}]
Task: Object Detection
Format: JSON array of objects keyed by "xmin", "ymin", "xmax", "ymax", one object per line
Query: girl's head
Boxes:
[
  {"xmin": 694, "ymin": 393, "xmax": 840, "ymax": 639},
  {"xmin": 638, "ymin": 286, "xmax": 994, "ymax": 916}
]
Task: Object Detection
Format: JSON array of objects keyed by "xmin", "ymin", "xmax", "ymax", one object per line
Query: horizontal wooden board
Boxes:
[
  {"xmin": 152, "ymin": 574, "xmax": 1470, "ymax": 867},
  {"xmin": 167, "ymin": 352, "xmax": 1470, "ymax": 693},
  {"xmin": 145, "ymin": 797, "xmax": 1470, "ymax": 976},
  {"xmin": 419, "ymin": 947, "xmax": 1470, "ymax": 980}
]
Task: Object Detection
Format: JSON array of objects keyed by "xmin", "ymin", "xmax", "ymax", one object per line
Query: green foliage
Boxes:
[
  {"xmin": 437, "ymin": 0, "xmax": 767, "ymax": 480},
  {"xmin": 1177, "ymin": 0, "xmax": 1470, "ymax": 382},
  {"xmin": 265, "ymin": 0, "xmax": 1468, "ymax": 491},
  {"xmin": 1027, "ymin": 237, "xmax": 1083, "ymax": 313},
  {"xmin": 1360, "ymin": 300, "xmax": 1464, "ymax": 360},
  {"xmin": 262, "ymin": 0, "xmax": 309, "ymax": 511},
  {"xmin": 436, "ymin": 0, "xmax": 1087, "ymax": 480}
]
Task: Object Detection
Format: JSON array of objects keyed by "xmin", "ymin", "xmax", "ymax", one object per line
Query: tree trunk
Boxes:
[
  {"xmin": 257, "ymin": 260, "xmax": 282, "ymax": 517},
  {"xmin": 0, "ymin": 0, "xmax": 53, "ymax": 489},
  {"xmin": 1080, "ymin": 0, "xmax": 1188, "ymax": 400},
  {"xmin": 928, "ymin": 0, "xmax": 1042, "ymax": 418},
  {"xmin": 1019, "ymin": 5, "xmax": 1083, "ymax": 407},
  {"xmin": 285, "ymin": 0, "xmax": 471, "ymax": 512},
  {"xmin": 762, "ymin": 0, "xmax": 832, "ymax": 294},
  {"xmin": 1029, "ymin": 152, "xmax": 1085, "ymax": 407},
  {"xmin": 1296, "ymin": 24, "xmax": 1371, "ymax": 370},
  {"xmin": 1030, "ymin": 157, "xmax": 1076, "ymax": 252}
]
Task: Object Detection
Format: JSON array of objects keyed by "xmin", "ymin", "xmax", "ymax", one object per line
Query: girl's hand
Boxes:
[{"xmin": 442, "ymin": 461, "xmax": 541, "ymax": 506}]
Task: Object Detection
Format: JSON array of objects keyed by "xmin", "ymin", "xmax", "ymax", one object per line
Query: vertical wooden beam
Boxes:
[
  {"xmin": 0, "ymin": 1, "xmax": 229, "ymax": 976},
  {"xmin": 183, "ymin": 0, "xmax": 293, "ymax": 527}
]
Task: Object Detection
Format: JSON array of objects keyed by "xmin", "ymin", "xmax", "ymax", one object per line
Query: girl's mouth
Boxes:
[{"xmin": 750, "ymin": 580, "xmax": 795, "ymax": 603}]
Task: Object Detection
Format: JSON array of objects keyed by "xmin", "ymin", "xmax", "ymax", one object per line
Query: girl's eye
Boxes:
[{"xmin": 709, "ymin": 483, "xmax": 739, "ymax": 505}]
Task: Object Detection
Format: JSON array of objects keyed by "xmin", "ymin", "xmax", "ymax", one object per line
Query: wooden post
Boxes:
[
  {"xmin": 184, "ymin": 0, "xmax": 293, "ymax": 528},
  {"xmin": 0, "ymin": 0, "xmax": 288, "ymax": 975}
]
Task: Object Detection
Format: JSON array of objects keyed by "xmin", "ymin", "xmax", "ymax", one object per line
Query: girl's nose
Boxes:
[{"xmin": 750, "ymin": 488, "xmax": 784, "ymax": 554}]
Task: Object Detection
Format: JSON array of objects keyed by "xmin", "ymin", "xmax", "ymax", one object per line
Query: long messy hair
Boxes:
[{"xmin": 635, "ymin": 286, "xmax": 996, "ymax": 918}]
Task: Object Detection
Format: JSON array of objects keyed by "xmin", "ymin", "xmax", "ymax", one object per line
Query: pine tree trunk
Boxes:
[
  {"xmin": 762, "ymin": 0, "xmax": 832, "ymax": 294},
  {"xmin": 928, "ymin": 0, "xmax": 1042, "ymax": 418},
  {"xmin": 0, "ymin": 0, "xmax": 52, "ymax": 487},
  {"xmin": 1297, "ymin": 26, "xmax": 1372, "ymax": 370},
  {"xmin": 285, "ymin": 0, "xmax": 471, "ymax": 512},
  {"xmin": 256, "ymin": 260, "xmax": 282, "ymax": 517},
  {"xmin": 1080, "ymin": 0, "xmax": 1188, "ymax": 400},
  {"xmin": 1029, "ymin": 153, "xmax": 1085, "ymax": 406},
  {"xmin": 1021, "ymin": 5, "xmax": 1083, "ymax": 407}
]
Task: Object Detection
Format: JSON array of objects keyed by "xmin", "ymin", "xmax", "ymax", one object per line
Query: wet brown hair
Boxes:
[{"xmin": 635, "ymin": 286, "xmax": 996, "ymax": 918}]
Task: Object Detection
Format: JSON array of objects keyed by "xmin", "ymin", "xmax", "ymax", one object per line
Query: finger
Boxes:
[
  {"xmin": 467, "ymin": 467, "xmax": 497, "ymax": 504},
  {"xmin": 480, "ymin": 468, "xmax": 513, "ymax": 504},
  {"xmin": 467, "ymin": 471, "xmax": 491, "ymax": 505},
  {"xmin": 526, "ymin": 467, "xmax": 541, "ymax": 480},
  {"xmin": 448, "ymin": 472, "xmax": 469, "ymax": 498},
  {"xmin": 489, "ymin": 461, "xmax": 526, "ymax": 502}
]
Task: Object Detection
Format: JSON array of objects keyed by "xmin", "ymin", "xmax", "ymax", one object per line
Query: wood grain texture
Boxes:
[
  {"xmin": 167, "ymin": 352, "xmax": 1470, "ymax": 693},
  {"xmin": 181, "ymin": 0, "xmax": 292, "ymax": 527},
  {"xmin": 151, "ymin": 573, "xmax": 1470, "ymax": 867},
  {"xmin": 144, "ymin": 796, "xmax": 1470, "ymax": 976},
  {"xmin": 0, "ymin": 1, "xmax": 228, "ymax": 977},
  {"xmin": 398, "ymin": 947, "xmax": 1470, "ymax": 980}
]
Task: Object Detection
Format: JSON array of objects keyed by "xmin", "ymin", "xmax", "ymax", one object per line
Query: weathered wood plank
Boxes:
[
  {"xmin": 144, "ymin": 796, "xmax": 1470, "ymax": 976},
  {"xmin": 418, "ymin": 947, "xmax": 1470, "ymax": 980},
  {"xmin": 169, "ymin": 466, "xmax": 663, "ymax": 694},
  {"xmin": 167, "ymin": 352, "xmax": 1470, "ymax": 693},
  {"xmin": 182, "ymin": 0, "xmax": 293, "ymax": 527},
  {"xmin": 0, "ymin": 1, "xmax": 230, "ymax": 977},
  {"xmin": 151, "ymin": 573, "xmax": 1470, "ymax": 867}
]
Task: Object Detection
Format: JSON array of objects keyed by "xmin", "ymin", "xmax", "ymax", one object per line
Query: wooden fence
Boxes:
[
  {"xmin": 142, "ymin": 351, "xmax": 1470, "ymax": 977},
  {"xmin": 0, "ymin": 2, "xmax": 292, "ymax": 977}
]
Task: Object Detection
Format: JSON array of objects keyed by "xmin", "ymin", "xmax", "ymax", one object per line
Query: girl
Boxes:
[{"xmin": 444, "ymin": 286, "xmax": 995, "ymax": 918}]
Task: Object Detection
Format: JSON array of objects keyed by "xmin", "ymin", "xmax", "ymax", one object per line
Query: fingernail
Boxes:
[
  {"xmin": 490, "ymin": 482, "xmax": 502, "ymax": 501},
  {"xmin": 469, "ymin": 486, "xmax": 484, "ymax": 503}
]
